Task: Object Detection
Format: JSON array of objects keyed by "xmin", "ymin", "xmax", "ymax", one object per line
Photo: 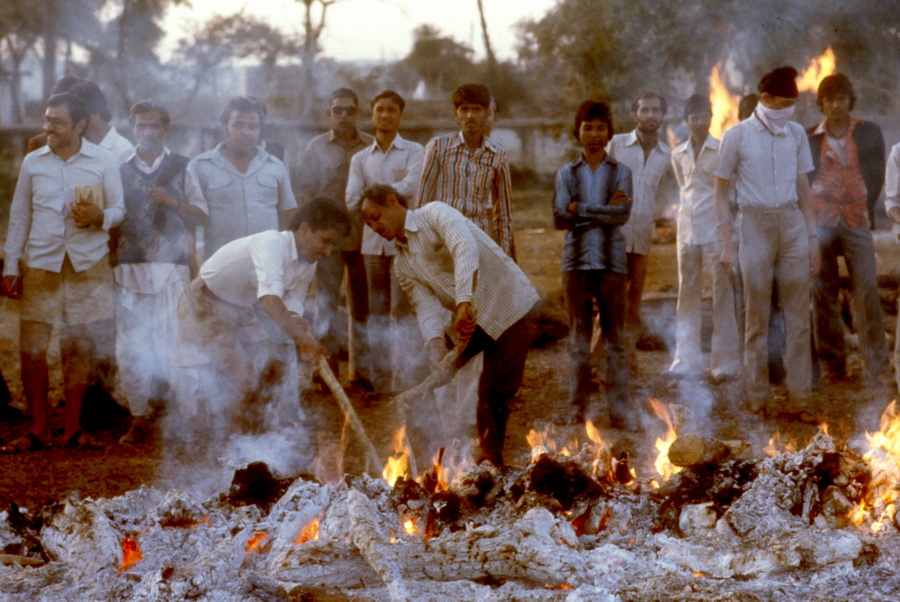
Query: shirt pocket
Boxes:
[
  {"xmin": 204, "ymin": 174, "xmax": 237, "ymax": 208},
  {"xmin": 254, "ymin": 173, "xmax": 280, "ymax": 209}
]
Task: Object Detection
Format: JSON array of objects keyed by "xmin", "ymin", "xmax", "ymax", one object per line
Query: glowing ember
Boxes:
[
  {"xmin": 383, "ymin": 426, "xmax": 411, "ymax": 486},
  {"xmin": 649, "ymin": 398, "xmax": 681, "ymax": 480},
  {"xmin": 764, "ymin": 431, "xmax": 798, "ymax": 457},
  {"xmin": 402, "ymin": 515, "xmax": 418, "ymax": 536},
  {"xmin": 118, "ymin": 534, "xmax": 143, "ymax": 572},
  {"xmin": 245, "ymin": 531, "xmax": 269, "ymax": 554},
  {"xmin": 294, "ymin": 516, "xmax": 321, "ymax": 544},
  {"xmin": 851, "ymin": 401, "xmax": 900, "ymax": 532},
  {"xmin": 709, "ymin": 60, "xmax": 739, "ymax": 138},
  {"xmin": 797, "ymin": 47, "xmax": 836, "ymax": 93}
]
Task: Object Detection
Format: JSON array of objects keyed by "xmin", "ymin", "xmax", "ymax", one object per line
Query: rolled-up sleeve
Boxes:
[
  {"xmin": 249, "ymin": 233, "xmax": 288, "ymax": 300},
  {"xmin": 100, "ymin": 153, "xmax": 125, "ymax": 231}
]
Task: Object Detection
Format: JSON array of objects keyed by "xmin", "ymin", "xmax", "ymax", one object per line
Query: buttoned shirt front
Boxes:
[
  {"xmin": 200, "ymin": 230, "xmax": 316, "ymax": 316},
  {"xmin": 3, "ymin": 140, "xmax": 125, "ymax": 277},
  {"xmin": 394, "ymin": 202, "xmax": 538, "ymax": 342},
  {"xmin": 99, "ymin": 126, "xmax": 135, "ymax": 162},
  {"xmin": 808, "ymin": 118, "xmax": 869, "ymax": 229},
  {"xmin": 552, "ymin": 155, "xmax": 633, "ymax": 273},
  {"xmin": 672, "ymin": 134, "xmax": 720, "ymax": 245},
  {"xmin": 299, "ymin": 129, "xmax": 375, "ymax": 251},
  {"xmin": 415, "ymin": 132, "xmax": 515, "ymax": 257},
  {"xmin": 715, "ymin": 115, "xmax": 813, "ymax": 208},
  {"xmin": 186, "ymin": 143, "xmax": 296, "ymax": 259},
  {"xmin": 607, "ymin": 130, "xmax": 671, "ymax": 255},
  {"xmin": 345, "ymin": 134, "xmax": 424, "ymax": 255}
]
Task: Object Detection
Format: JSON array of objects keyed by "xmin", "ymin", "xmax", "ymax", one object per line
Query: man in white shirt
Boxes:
[
  {"xmin": 114, "ymin": 100, "xmax": 209, "ymax": 443},
  {"xmin": 714, "ymin": 66, "xmax": 820, "ymax": 418},
  {"xmin": 360, "ymin": 184, "xmax": 539, "ymax": 466},
  {"xmin": 71, "ymin": 80, "xmax": 135, "ymax": 162},
  {"xmin": 0, "ymin": 92, "xmax": 125, "ymax": 452},
  {"xmin": 883, "ymin": 142, "xmax": 900, "ymax": 391},
  {"xmin": 346, "ymin": 90, "xmax": 424, "ymax": 391},
  {"xmin": 173, "ymin": 198, "xmax": 349, "ymax": 434},
  {"xmin": 669, "ymin": 95, "xmax": 740, "ymax": 379},
  {"xmin": 607, "ymin": 91, "xmax": 673, "ymax": 354}
]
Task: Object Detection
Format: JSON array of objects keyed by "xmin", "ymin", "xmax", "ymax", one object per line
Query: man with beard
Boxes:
[
  {"xmin": 668, "ymin": 95, "xmax": 741, "ymax": 380},
  {"xmin": 186, "ymin": 96, "xmax": 297, "ymax": 260},
  {"xmin": 714, "ymin": 66, "xmax": 820, "ymax": 419},
  {"xmin": 299, "ymin": 88, "xmax": 375, "ymax": 386},
  {"xmin": 114, "ymin": 100, "xmax": 208, "ymax": 443},
  {"xmin": 415, "ymin": 83, "xmax": 516, "ymax": 260},
  {"xmin": 806, "ymin": 74, "xmax": 888, "ymax": 385},
  {"xmin": 607, "ymin": 91, "xmax": 672, "ymax": 356},
  {"xmin": 345, "ymin": 90, "xmax": 424, "ymax": 391},
  {"xmin": 0, "ymin": 93, "xmax": 124, "ymax": 451}
]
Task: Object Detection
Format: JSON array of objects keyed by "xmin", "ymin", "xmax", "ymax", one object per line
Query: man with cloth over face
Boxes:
[
  {"xmin": 360, "ymin": 184, "xmax": 539, "ymax": 467},
  {"xmin": 714, "ymin": 66, "xmax": 821, "ymax": 418}
]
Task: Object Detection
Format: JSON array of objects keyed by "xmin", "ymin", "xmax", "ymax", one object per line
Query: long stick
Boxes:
[{"xmin": 315, "ymin": 356, "xmax": 384, "ymax": 475}]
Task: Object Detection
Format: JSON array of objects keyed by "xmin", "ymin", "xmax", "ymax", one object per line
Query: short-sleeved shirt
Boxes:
[
  {"xmin": 99, "ymin": 126, "xmax": 135, "ymax": 162},
  {"xmin": 714, "ymin": 115, "xmax": 814, "ymax": 208},
  {"xmin": 345, "ymin": 134, "xmax": 424, "ymax": 256},
  {"xmin": 200, "ymin": 229, "xmax": 316, "ymax": 317},
  {"xmin": 3, "ymin": 140, "xmax": 125, "ymax": 277},
  {"xmin": 607, "ymin": 130, "xmax": 671, "ymax": 255},
  {"xmin": 186, "ymin": 143, "xmax": 297, "ymax": 259},
  {"xmin": 672, "ymin": 134, "xmax": 720, "ymax": 245},
  {"xmin": 298, "ymin": 129, "xmax": 375, "ymax": 251}
]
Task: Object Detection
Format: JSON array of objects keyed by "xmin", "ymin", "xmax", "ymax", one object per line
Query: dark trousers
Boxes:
[
  {"xmin": 456, "ymin": 308, "xmax": 535, "ymax": 466},
  {"xmin": 315, "ymin": 250, "xmax": 370, "ymax": 381},
  {"xmin": 565, "ymin": 269, "xmax": 629, "ymax": 424}
]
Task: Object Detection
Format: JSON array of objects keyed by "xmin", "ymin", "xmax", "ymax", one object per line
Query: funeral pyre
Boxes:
[{"xmin": 2, "ymin": 402, "xmax": 900, "ymax": 601}]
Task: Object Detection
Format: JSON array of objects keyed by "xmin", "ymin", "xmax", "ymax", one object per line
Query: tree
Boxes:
[
  {"xmin": 403, "ymin": 25, "xmax": 476, "ymax": 99},
  {"xmin": 0, "ymin": 1, "xmax": 44, "ymax": 123},
  {"xmin": 294, "ymin": 0, "xmax": 347, "ymax": 117}
]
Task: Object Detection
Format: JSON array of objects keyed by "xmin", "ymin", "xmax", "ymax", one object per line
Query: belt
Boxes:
[{"xmin": 738, "ymin": 202, "xmax": 799, "ymax": 213}]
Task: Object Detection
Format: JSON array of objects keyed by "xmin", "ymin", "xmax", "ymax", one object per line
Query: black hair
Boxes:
[
  {"xmin": 329, "ymin": 88, "xmax": 359, "ymax": 107},
  {"xmin": 46, "ymin": 93, "xmax": 91, "ymax": 129},
  {"xmin": 816, "ymin": 73, "xmax": 856, "ymax": 111},
  {"xmin": 371, "ymin": 89, "xmax": 405, "ymax": 112},
  {"xmin": 573, "ymin": 100, "xmax": 614, "ymax": 140},
  {"xmin": 219, "ymin": 96, "xmax": 267, "ymax": 129},
  {"xmin": 50, "ymin": 76, "xmax": 85, "ymax": 96},
  {"xmin": 738, "ymin": 94, "xmax": 759, "ymax": 121},
  {"xmin": 289, "ymin": 197, "xmax": 351, "ymax": 236},
  {"xmin": 451, "ymin": 83, "xmax": 491, "ymax": 110},
  {"xmin": 683, "ymin": 94, "xmax": 712, "ymax": 120},
  {"xmin": 129, "ymin": 100, "xmax": 171, "ymax": 126},
  {"xmin": 631, "ymin": 91, "xmax": 668, "ymax": 116},
  {"xmin": 757, "ymin": 66, "xmax": 799, "ymax": 99},
  {"xmin": 360, "ymin": 184, "xmax": 408, "ymax": 209},
  {"xmin": 70, "ymin": 81, "xmax": 112, "ymax": 123}
]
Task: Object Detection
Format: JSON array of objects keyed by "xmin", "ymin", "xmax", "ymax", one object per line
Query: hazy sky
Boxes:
[{"xmin": 167, "ymin": 0, "xmax": 558, "ymax": 62}]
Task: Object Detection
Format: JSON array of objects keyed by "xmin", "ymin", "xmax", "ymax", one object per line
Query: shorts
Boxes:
[{"xmin": 21, "ymin": 255, "xmax": 114, "ymax": 326}]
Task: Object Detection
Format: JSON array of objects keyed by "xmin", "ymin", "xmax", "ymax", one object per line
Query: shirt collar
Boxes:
[
  {"xmin": 127, "ymin": 146, "xmax": 171, "ymax": 170},
  {"xmin": 369, "ymin": 133, "xmax": 407, "ymax": 154},
  {"xmin": 624, "ymin": 129, "xmax": 669, "ymax": 153},
  {"xmin": 812, "ymin": 116, "xmax": 860, "ymax": 136},
  {"xmin": 396, "ymin": 208, "xmax": 420, "ymax": 251},
  {"xmin": 452, "ymin": 131, "xmax": 497, "ymax": 154}
]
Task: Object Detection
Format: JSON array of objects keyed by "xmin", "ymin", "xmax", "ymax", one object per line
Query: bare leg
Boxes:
[{"xmin": 20, "ymin": 320, "xmax": 53, "ymax": 440}]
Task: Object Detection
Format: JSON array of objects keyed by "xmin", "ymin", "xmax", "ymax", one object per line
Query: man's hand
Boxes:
[
  {"xmin": 608, "ymin": 189, "xmax": 630, "ymax": 206},
  {"xmin": 426, "ymin": 337, "xmax": 446, "ymax": 369},
  {"xmin": 0, "ymin": 276, "xmax": 22, "ymax": 300},
  {"xmin": 454, "ymin": 301, "xmax": 476, "ymax": 344},
  {"xmin": 719, "ymin": 239, "xmax": 738, "ymax": 276},
  {"xmin": 147, "ymin": 187, "xmax": 180, "ymax": 209},
  {"xmin": 70, "ymin": 199, "xmax": 104, "ymax": 228},
  {"xmin": 289, "ymin": 316, "xmax": 323, "ymax": 361},
  {"xmin": 808, "ymin": 238, "xmax": 821, "ymax": 276}
]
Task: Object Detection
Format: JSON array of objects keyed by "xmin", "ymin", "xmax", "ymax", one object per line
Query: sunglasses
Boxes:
[{"xmin": 331, "ymin": 106, "xmax": 358, "ymax": 116}]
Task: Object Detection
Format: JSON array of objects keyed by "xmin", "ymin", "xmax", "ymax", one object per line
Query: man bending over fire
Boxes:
[
  {"xmin": 172, "ymin": 198, "xmax": 349, "ymax": 434},
  {"xmin": 359, "ymin": 184, "xmax": 539, "ymax": 466}
]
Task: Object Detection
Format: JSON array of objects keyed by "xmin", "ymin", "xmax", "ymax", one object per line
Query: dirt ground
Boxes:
[{"xmin": 1, "ymin": 187, "xmax": 899, "ymax": 511}]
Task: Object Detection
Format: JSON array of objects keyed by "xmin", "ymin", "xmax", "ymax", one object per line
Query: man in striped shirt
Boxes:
[
  {"xmin": 360, "ymin": 184, "xmax": 539, "ymax": 466},
  {"xmin": 415, "ymin": 83, "xmax": 516, "ymax": 260}
]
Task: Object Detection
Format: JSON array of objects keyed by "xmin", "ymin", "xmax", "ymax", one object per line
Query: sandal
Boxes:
[
  {"xmin": 62, "ymin": 430, "xmax": 104, "ymax": 450},
  {"xmin": 0, "ymin": 432, "xmax": 49, "ymax": 454}
]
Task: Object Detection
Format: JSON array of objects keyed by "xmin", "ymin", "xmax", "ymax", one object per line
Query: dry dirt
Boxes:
[{"xmin": 1, "ymin": 192, "xmax": 899, "ymax": 511}]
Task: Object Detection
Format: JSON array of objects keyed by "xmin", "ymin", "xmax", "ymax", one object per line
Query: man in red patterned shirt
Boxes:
[
  {"xmin": 415, "ymin": 83, "xmax": 516, "ymax": 260},
  {"xmin": 806, "ymin": 73, "xmax": 888, "ymax": 384}
]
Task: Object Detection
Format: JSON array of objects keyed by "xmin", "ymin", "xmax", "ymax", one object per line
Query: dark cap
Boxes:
[{"xmin": 757, "ymin": 66, "xmax": 799, "ymax": 99}]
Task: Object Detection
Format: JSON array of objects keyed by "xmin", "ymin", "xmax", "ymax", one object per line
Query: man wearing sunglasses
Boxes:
[{"xmin": 298, "ymin": 89, "xmax": 375, "ymax": 387}]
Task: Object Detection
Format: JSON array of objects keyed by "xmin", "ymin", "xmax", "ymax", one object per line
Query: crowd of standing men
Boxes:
[{"xmin": 0, "ymin": 64, "xmax": 897, "ymax": 466}]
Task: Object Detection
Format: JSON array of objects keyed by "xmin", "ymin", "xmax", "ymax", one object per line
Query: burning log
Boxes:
[
  {"xmin": 0, "ymin": 553, "xmax": 44, "ymax": 567},
  {"xmin": 667, "ymin": 435, "xmax": 748, "ymax": 468}
]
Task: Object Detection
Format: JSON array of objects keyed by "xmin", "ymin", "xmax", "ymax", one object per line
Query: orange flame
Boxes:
[
  {"xmin": 797, "ymin": 48, "xmax": 836, "ymax": 93},
  {"xmin": 294, "ymin": 516, "xmax": 321, "ymax": 544},
  {"xmin": 118, "ymin": 535, "xmax": 143, "ymax": 572},
  {"xmin": 245, "ymin": 531, "xmax": 269, "ymax": 554},
  {"xmin": 402, "ymin": 515, "xmax": 418, "ymax": 536},
  {"xmin": 649, "ymin": 399, "xmax": 681, "ymax": 480},
  {"xmin": 764, "ymin": 430, "xmax": 798, "ymax": 457},
  {"xmin": 383, "ymin": 426, "xmax": 411, "ymax": 486},
  {"xmin": 851, "ymin": 401, "xmax": 900, "ymax": 531},
  {"xmin": 709, "ymin": 60, "xmax": 739, "ymax": 138}
]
